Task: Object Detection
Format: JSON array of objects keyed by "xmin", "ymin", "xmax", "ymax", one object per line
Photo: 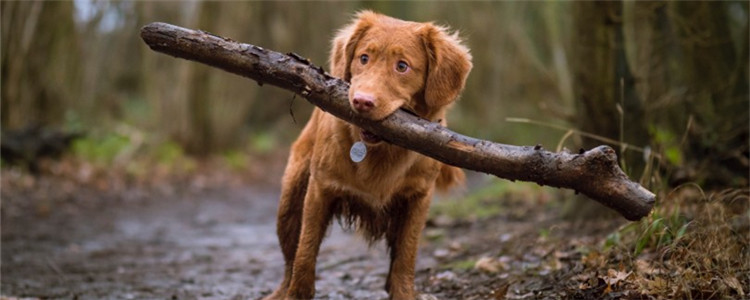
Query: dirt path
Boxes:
[
  {"xmin": 2, "ymin": 166, "xmax": 629, "ymax": 300},
  {"xmin": 1, "ymin": 177, "xmax": 421, "ymax": 299}
]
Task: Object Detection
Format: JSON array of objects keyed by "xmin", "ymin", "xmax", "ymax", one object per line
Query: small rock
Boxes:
[
  {"xmin": 431, "ymin": 270, "xmax": 457, "ymax": 283},
  {"xmin": 498, "ymin": 233, "xmax": 513, "ymax": 243},
  {"xmin": 432, "ymin": 248, "xmax": 450, "ymax": 260}
]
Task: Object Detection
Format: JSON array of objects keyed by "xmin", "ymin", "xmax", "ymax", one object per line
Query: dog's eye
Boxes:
[
  {"xmin": 360, "ymin": 54, "xmax": 369, "ymax": 65},
  {"xmin": 396, "ymin": 61, "xmax": 409, "ymax": 73}
]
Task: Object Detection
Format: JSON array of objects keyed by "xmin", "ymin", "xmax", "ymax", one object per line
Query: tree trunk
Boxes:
[
  {"xmin": 666, "ymin": 2, "xmax": 749, "ymax": 188},
  {"xmin": 565, "ymin": 1, "xmax": 651, "ymax": 219},
  {"xmin": 571, "ymin": 1, "xmax": 649, "ymax": 175},
  {"xmin": 1, "ymin": 1, "xmax": 79, "ymax": 129},
  {"xmin": 183, "ymin": 1, "xmax": 220, "ymax": 155}
]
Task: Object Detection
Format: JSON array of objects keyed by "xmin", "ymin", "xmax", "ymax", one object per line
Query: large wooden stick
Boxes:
[{"xmin": 140, "ymin": 22, "xmax": 655, "ymax": 220}]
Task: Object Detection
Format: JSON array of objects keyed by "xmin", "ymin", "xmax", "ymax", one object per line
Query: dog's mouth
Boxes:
[
  {"xmin": 360, "ymin": 129, "xmax": 382, "ymax": 144},
  {"xmin": 356, "ymin": 106, "xmax": 420, "ymax": 145}
]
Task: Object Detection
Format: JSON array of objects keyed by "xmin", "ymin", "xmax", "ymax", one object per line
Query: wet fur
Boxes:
[{"xmin": 266, "ymin": 11, "xmax": 472, "ymax": 300}]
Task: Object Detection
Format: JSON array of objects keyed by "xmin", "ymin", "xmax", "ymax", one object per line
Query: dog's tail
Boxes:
[{"xmin": 435, "ymin": 164, "xmax": 465, "ymax": 193}]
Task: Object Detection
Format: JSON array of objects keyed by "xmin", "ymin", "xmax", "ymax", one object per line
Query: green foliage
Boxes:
[
  {"xmin": 71, "ymin": 130, "xmax": 200, "ymax": 176},
  {"xmin": 155, "ymin": 141, "xmax": 185, "ymax": 165},
  {"xmin": 606, "ymin": 194, "xmax": 690, "ymax": 256},
  {"xmin": 222, "ymin": 150, "xmax": 248, "ymax": 171},
  {"xmin": 649, "ymin": 125, "xmax": 683, "ymax": 166},
  {"xmin": 538, "ymin": 228, "xmax": 551, "ymax": 240},
  {"xmin": 443, "ymin": 258, "xmax": 477, "ymax": 271},
  {"xmin": 122, "ymin": 97, "xmax": 153, "ymax": 126},
  {"xmin": 152, "ymin": 140, "xmax": 198, "ymax": 174},
  {"xmin": 72, "ymin": 133, "xmax": 131, "ymax": 165},
  {"xmin": 431, "ymin": 180, "xmax": 508, "ymax": 220},
  {"xmin": 431, "ymin": 180, "xmax": 547, "ymax": 221},
  {"xmin": 249, "ymin": 132, "xmax": 277, "ymax": 154},
  {"xmin": 603, "ymin": 231, "xmax": 621, "ymax": 251}
]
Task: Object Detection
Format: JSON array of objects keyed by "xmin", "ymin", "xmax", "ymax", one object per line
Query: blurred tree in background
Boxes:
[
  {"xmin": 2, "ymin": 1, "xmax": 81, "ymax": 128},
  {"xmin": 1, "ymin": 1, "xmax": 747, "ymax": 190}
]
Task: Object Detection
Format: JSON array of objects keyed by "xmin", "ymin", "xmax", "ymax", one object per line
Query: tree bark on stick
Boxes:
[{"xmin": 140, "ymin": 22, "xmax": 655, "ymax": 221}]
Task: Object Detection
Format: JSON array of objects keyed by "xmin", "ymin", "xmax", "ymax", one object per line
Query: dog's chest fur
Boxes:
[{"xmin": 308, "ymin": 119, "xmax": 439, "ymax": 239}]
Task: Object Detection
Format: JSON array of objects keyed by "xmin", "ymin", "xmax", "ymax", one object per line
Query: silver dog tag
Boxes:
[{"xmin": 350, "ymin": 141, "xmax": 367, "ymax": 163}]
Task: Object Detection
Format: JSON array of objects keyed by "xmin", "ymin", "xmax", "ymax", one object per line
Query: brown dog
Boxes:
[{"xmin": 266, "ymin": 11, "xmax": 472, "ymax": 300}]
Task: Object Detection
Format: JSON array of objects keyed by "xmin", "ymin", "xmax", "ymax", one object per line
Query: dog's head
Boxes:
[{"xmin": 330, "ymin": 11, "xmax": 472, "ymax": 144}]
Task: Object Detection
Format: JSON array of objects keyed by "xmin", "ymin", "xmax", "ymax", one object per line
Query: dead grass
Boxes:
[
  {"xmin": 424, "ymin": 180, "xmax": 748, "ymax": 299},
  {"xmin": 599, "ymin": 186, "xmax": 749, "ymax": 299}
]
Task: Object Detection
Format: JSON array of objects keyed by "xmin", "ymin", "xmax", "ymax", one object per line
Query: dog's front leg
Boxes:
[
  {"xmin": 286, "ymin": 182, "xmax": 332, "ymax": 299},
  {"xmin": 385, "ymin": 191, "xmax": 432, "ymax": 300}
]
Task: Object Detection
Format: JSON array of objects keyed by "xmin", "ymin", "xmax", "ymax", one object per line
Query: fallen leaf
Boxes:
[
  {"xmin": 475, "ymin": 256, "xmax": 501, "ymax": 273},
  {"xmin": 582, "ymin": 251, "xmax": 604, "ymax": 268},
  {"xmin": 601, "ymin": 268, "xmax": 632, "ymax": 287},
  {"xmin": 493, "ymin": 281, "xmax": 510, "ymax": 300}
]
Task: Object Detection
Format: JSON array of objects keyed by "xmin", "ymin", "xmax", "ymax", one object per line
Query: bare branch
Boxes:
[{"xmin": 140, "ymin": 22, "xmax": 655, "ymax": 220}]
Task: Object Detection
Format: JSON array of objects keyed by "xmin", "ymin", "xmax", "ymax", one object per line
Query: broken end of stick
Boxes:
[
  {"xmin": 586, "ymin": 180, "xmax": 655, "ymax": 221},
  {"xmin": 581, "ymin": 145, "xmax": 656, "ymax": 221},
  {"xmin": 623, "ymin": 185, "xmax": 656, "ymax": 221},
  {"xmin": 638, "ymin": 185, "xmax": 657, "ymax": 205}
]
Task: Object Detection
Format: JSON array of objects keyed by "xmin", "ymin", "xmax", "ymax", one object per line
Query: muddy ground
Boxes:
[{"xmin": 2, "ymin": 162, "xmax": 631, "ymax": 300}]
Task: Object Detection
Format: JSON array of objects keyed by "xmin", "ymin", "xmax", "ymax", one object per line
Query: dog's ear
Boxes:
[
  {"xmin": 420, "ymin": 24, "xmax": 472, "ymax": 108},
  {"xmin": 330, "ymin": 11, "xmax": 378, "ymax": 81}
]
